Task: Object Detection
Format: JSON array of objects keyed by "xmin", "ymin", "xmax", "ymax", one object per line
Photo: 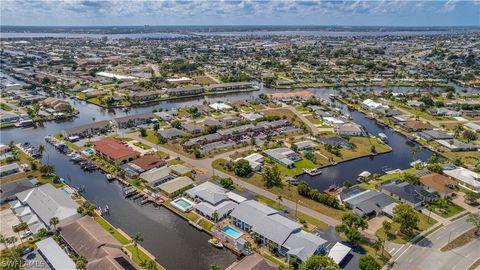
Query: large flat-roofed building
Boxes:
[
  {"xmin": 63, "ymin": 120, "xmax": 112, "ymax": 138},
  {"xmin": 93, "ymin": 137, "xmax": 140, "ymax": 165}
]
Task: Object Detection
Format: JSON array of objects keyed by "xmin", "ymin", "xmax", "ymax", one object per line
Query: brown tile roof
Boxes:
[
  {"xmin": 404, "ymin": 120, "xmax": 432, "ymax": 131},
  {"xmin": 420, "ymin": 173, "xmax": 457, "ymax": 194},
  {"xmin": 93, "ymin": 137, "xmax": 139, "ymax": 160},
  {"xmin": 130, "ymin": 155, "xmax": 165, "ymax": 170},
  {"xmin": 268, "ymin": 91, "xmax": 314, "ymax": 99}
]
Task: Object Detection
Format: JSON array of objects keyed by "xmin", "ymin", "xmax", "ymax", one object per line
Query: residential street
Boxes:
[
  {"xmin": 390, "ymin": 215, "xmax": 479, "ymax": 270},
  {"xmin": 126, "ymin": 132, "xmax": 341, "ymax": 226}
]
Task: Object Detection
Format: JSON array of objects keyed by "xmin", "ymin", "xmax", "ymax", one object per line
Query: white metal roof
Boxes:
[{"xmin": 328, "ymin": 242, "xmax": 351, "ymax": 264}]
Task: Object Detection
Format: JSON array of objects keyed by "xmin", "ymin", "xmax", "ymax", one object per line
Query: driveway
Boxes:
[{"xmin": 0, "ymin": 208, "xmax": 21, "ymax": 247}]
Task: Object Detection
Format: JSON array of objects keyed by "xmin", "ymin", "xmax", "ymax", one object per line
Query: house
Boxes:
[
  {"xmin": 158, "ymin": 176, "xmax": 194, "ymax": 197},
  {"xmin": 158, "ymin": 128, "xmax": 184, "ymax": 139},
  {"xmin": 93, "ymin": 137, "xmax": 140, "ymax": 165},
  {"xmin": 334, "ymin": 123, "xmax": 366, "ymax": 136},
  {"xmin": 217, "ymin": 124, "xmax": 255, "ymax": 138},
  {"xmin": 231, "ymin": 200, "xmax": 326, "ymax": 263},
  {"xmin": 0, "ymin": 178, "xmax": 36, "ymax": 203},
  {"xmin": 0, "ymin": 144, "xmax": 11, "ymax": 154},
  {"xmin": 294, "ymin": 140, "xmax": 317, "ymax": 151},
  {"xmin": 400, "ymin": 120, "xmax": 433, "ymax": 132},
  {"xmin": 420, "ymin": 173, "xmax": 457, "ymax": 198},
  {"xmin": 139, "ymin": 166, "xmax": 174, "ymax": 189},
  {"xmin": 63, "ymin": 120, "xmax": 112, "ymax": 138},
  {"xmin": 131, "ymin": 91, "xmax": 160, "ymax": 102},
  {"xmin": 34, "ymin": 237, "xmax": 76, "ymax": 270},
  {"xmin": 0, "ymin": 163, "xmax": 21, "ymax": 177},
  {"xmin": 121, "ymin": 154, "xmax": 166, "ymax": 177},
  {"xmin": 342, "ymin": 189, "xmax": 394, "ymax": 217},
  {"xmin": 60, "ymin": 216, "xmax": 139, "ymax": 270},
  {"xmin": 41, "ymin": 97, "xmax": 71, "ymax": 111},
  {"xmin": 443, "ymin": 167, "xmax": 480, "ymax": 193},
  {"xmin": 167, "ymin": 77, "xmax": 192, "ymax": 84},
  {"xmin": 323, "ymin": 117, "xmax": 344, "ymax": 125},
  {"xmin": 236, "ymin": 153, "xmax": 264, "ymax": 172},
  {"xmin": 166, "ymin": 86, "xmax": 204, "ymax": 96},
  {"xmin": 210, "ymin": 102, "xmax": 232, "ymax": 111},
  {"xmin": 170, "ymin": 164, "xmax": 191, "ymax": 176},
  {"xmin": 380, "ymin": 180, "xmax": 435, "ymax": 209},
  {"xmin": 328, "ymin": 242, "xmax": 352, "ymax": 266},
  {"xmin": 241, "ymin": 112, "xmax": 263, "ymax": 122},
  {"xmin": 264, "ymin": 148, "xmax": 301, "ymax": 168},
  {"xmin": 316, "ymin": 137, "xmax": 352, "ymax": 149},
  {"xmin": 203, "ymin": 118, "xmax": 221, "ymax": 127},
  {"xmin": 114, "ymin": 112, "xmax": 156, "ymax": 129},
  {"xmin": 464, "ymin": 122, "xmax": 480, "ymax": 133},
  {"xmin": 429, "ymin": 108, "xmax": 462, "ymax": 117},
  {"xmin": 13, "ymin": 183, "xmax": 81, "ymax": 232},
  {"xmin": 155, "ymin": 111, "xmax": 174, "ymax": 121},
  {"xmin": 362, "ymin": 99, "xmax": 387, "ymax": 110},
  {"xmin": 186, "ymin": 182, "xmax": 240, "ymax": 221},
  {"xmin": 435, "ymin": 139, "xmax": 479, "ymax": 152},
  {"xmin": 206, "ymin": 82, "xmax": 254, "ymax": 92},
  {"xmin": 226, "ymin": 253, "xmax": 278, "ymax": 270},
  {"xmin": 181, "ymin": 122, "xmax": 202, "ymax": 134},
  {"xmin": 0, "ymin": 112, "xmax": 20, "ymax": 124},
  {"xmin": 417, "ymin": 130, "xmax": 453, "ymax": 141},
  {"xmin": 200, "ymin": 141, "xmax": 236, "ymax": 154},
  {"xmin": 407, "ymin": 100, "xmax": 424, "ymax": 107}
]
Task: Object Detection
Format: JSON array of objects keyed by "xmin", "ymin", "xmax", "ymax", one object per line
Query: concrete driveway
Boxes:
[{"xmin": 0, "ymin": 208, "xmax": 21, "ymax": 247}]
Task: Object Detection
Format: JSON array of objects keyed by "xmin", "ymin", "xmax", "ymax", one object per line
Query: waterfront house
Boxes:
[
  {"xmin": 0, "ymin": 178, "xmax": 36, "ymax": 203},
  {"xmin": 41, "ymin": 97, "xmax": 71, "ymax": 112},
  {"xmin": 0, "ymin": 163, "xmax": 21, "ymax": 177},
  {"xmin": 362, "ymin": 99, "xmax": 387, "ymax": 110},
  {"xmin": 63, "ymin": 120, "xmax": 112, "ymax": 138},
  {"xmin": 316, "ymin": 137, "xmax": 352, "ymax": 149},
  {"xmin": 420, "ymin": 173, "xmax": 457, "ymax": 198},
  {"xmin": 334, "ymin": 123, "xmax": 367, "ymax": 136},
  {"xmin": 294, "ymin": 140, "xmax": 317, "ymax": 152},
  {"xmin": 158, "ymin": 176, "xmax": 194, "ymax": 197},
  {"xmin": 13, "ymin": 183, "xmax": 81, "ymax": 232},
  {"xmin": 131, "ymin": 91, "xmax": 160, "ymax": 102},
  {"xmin": 60, "ymin": 216, "xmax": 139, "ymax": 270},
  {"xmin": 206, "ymin": 82, "xmax": 253, "ymax": 92},
  {"xmin": 0, "ymin": 112, "xmax": 20, "ymax": 124},
  {"xmin": 264, "ymin": 148, "xmax": 301, "ymax": 168},
  {"xmin": 166, "ymin": 86, "xmax": 204, "ymax": 96},
  {"xmin": 230, "ymin": 200, "xmax": 327, "ymax": 264},
  {"xmin": 93, "ymin": 137, "xmax": 140, "ymax": 165},
  {"xmin": 417, "ymin": 130, "xmax": 453, "ymax": 141},
  {"xmin": 464, "ymin": 122, "xmax": 480, "ymax": 133},
  {"xmin": 114, "ymin": 112, "xmax": 156, "ymax": 129},
  {"xmin": 155, "ymin": 111, "xmax": 174, "ymax": 121},
  {"xmin": 443, "ymin": 167, "xmax": 480, "ymax": 193},
  {"xmin": 240, "ymin": 112, "xmax": 263, "ymax": 122},
  {"xmin": 121, "ymin": 154, "xmax": 166, "ymax": 177},
  {"xmin": 159, "ymin": 128, "xmax": 184, "ymax": 140},
  {"xmin": 140, "ymin": 166, "xmax": 174, "ymax": 189},
  {"xmin": 380, "ymin": 180, "xmax": 435, "ymax": 209},
  {"xmin": 210, "ymin": 102, "xmax": 232, "ymax": 111},
  {"xmin": 399, "ymin": 120, "xmax": 433, "ymax": 132},
  {"xmin": 186, "ymin": 182, "xmax": 240, "ymax": 221},
  {"xmin": 226, "ymin": 253, "xmax": 278, "ymax": 270},
  {"xmin": 342, "ymin": 189, "xmax": 394, "ymax": 218}
]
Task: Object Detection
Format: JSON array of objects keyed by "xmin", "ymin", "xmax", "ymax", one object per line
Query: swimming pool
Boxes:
[
  {"xmin": 60, "ymin": 187, "xmax": 70, "ymax": 195},
  {"xmin": 222, "ymin": 226, "xmax": 243, "ymax": 239},
  {"xmin": 82, "ymin": 148, "xmax": 95, "ymax": 155},
  {"xmin": 170, "ymin": 197, "xmax": 194, "ymax": 213}
]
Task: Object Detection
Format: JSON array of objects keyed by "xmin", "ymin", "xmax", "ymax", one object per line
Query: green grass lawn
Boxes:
[
  {"xmin": 197, "ymin": 218, "xmax": 215, "ymax": 232},
  {"xmin": 290, "ymin": 211, "xmax": 329, "ymax": 230},
  {"xmin": 255, "ymin": 195, "xmax": 285, "ymax": 210},
  {"xmin": 0, "ymin": 103, "xmax": 12, "ymax": 111},
  {"xmin": 375, "ymin": 211, "xmax": 437, "ymax": 244},
  {"xmin": 276, "ymin": 159, "xmax": 318, "ymax": 177},
  {"xmin": 133, "ymin": 141, "xmax": 152, "ymax": 150},
  {"xmin": 126, "ymin": 245, "xmax": 165, "ymax": 270},
  {"xmin": 428, "ymin": 202, "xmax": 465, "ymax": 218}
]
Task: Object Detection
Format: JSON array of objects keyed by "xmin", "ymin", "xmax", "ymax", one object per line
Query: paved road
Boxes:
[
  {"xmin": 278, "ymin": 104, "xmax": 320, "ymax": 135},
  {"xmin": 390, "ymin": 216, "xmax": 479, "ymax": 270},
  {"xmin": 126, "ymin": 132, "xmax": 341, "ymax": 226}
]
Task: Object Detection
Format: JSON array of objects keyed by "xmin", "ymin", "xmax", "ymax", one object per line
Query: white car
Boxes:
[{"xmin": 20, "ymin": 230, "xmax": 32, "ymax": 239}]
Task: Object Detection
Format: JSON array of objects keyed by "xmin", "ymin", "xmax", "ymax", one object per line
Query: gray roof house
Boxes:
[
  {"xmin": 231, "ymin": 200, "xmax": 326, "ymax": 263},
  {"xmin": 417, "ymin": 130, "xmax": 453, "ymax": 141},
  {"xmin": 264, "ymin": 148, "xmax": 301, "ymax": 168},
  {"xmin": 0, "ymin": 163, "xmax": 21, "ymax": 177},
  {"xmin": 380, "ymin": 180, "xmax": 436, "ymax": 209},
  {"xmin": 63, "ymin": 120, "xmax": 112, "ymax": 138},
  {"xmin": 13, "ymin": 183, "xmax": 80, "ymax": 231},
  {"xmin": 159, "ymin": 128, "xmax": 185, "ymax": 139},
  {"xmin": 0, "ymin": 178, "xmax": 37, "ymax": 203},
  {"xmin": 139, "ymin": 166, "xmax": 174, "ymax": 189},
  {"xmin": 114, "ymin": 112, "xmax": 156, "ymax": 129},
  {"xmin": 343, "ymin": 190, "xmax": 394, "ymax": 217}
]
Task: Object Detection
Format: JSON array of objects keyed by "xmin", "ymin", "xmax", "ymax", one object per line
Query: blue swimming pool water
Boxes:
[
  {"xmin": 83, "ymin": 148, "xmax": 94, "ymax": 154},
  {"xmin": 60, "ymin": 188, "xmax": 69, "ymax": 195},
  {"xmin": 175, "ymin": 198, "xmax": 192, "ymax": 209},
  {"xmin": 222, "ymin": 226, "xmax": 242, "ymax": 239}
]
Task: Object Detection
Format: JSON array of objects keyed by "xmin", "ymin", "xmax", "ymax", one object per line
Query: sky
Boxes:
[{"xmin": 1, "ymin": 0, "xmax": 479, "ymax": 27}]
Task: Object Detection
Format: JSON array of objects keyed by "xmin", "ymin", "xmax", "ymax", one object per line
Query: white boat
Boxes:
[
  {"xmin": 304, "ymin": 168, "xmax": 322, "ymax": 176},
  {"xmin": 208, "ymin": 238, "xmax": 223, "ymax": 248},
  {"xmin": 15, "ymin": 119, "xmax": 34, "ymax": 128}
]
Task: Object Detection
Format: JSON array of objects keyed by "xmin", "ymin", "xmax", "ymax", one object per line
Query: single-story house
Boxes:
[
  {"xmin": 294, "ymin": 140, "xmax": 317, "ymax": 151},
  {"xmin": 121, "ymin": 154, "xmax": 166, "ymax": 177},
  {"xmin": 158, "ymin": 176, "xmax": 194, "ymax": 197},
  {"xmin": 334, "ymin": 123, "xmax": 366, "ymax": 136},
  {"xmin": 316, "ymin": 137, "xmax": 352, "ymax": 149},
  {"xmin": 181, "ymin": 122, "xmax": 202, "ymax": 134},
  {"xmin": 435, "ymin": 139, "xmax": 479, "ymax": 152},
  {"xmin": 241, "ymin": 112, "xmax": 263, "ymax": 122},
  {"xmin": 380, "ymin": 180, "xmax": 435, "ymax": 209},
  {"xmin": 464, "ymin": 122, "xmax": 480, "ymax": 133},
  {"xmin": 399, "ymin": 120, "xmax": 433, "ymax": 132},
  {"xmin": 159, "ymin": 128, "xmax": 184, "ymax": 139},
  {"xmin": 139, "ymin": 166, "xmax": 174, "ymax": 189},
  {"xmin": 417, "ymin": 130, "xmax": 453, "ymax": 141},
  {"xmin": 0, "ymin": 163, "xmax": 21, "ymax": 177},
  {"xmin": 35, "ymin": 237, "xmax": 76, "ymax": 269},
  {"xmin": 236, "ymin": 153, "xmax": 264, "ymax": 172},
  {"xmin": 342, "ymin": 189, "xmax": 394, "ymax": 217},
  {"xmin": 443, "ymin": 167, "xmax": 480, "ymax": 193},
  {"xmin": 114, "ymin": 112, "xmax": 156, "ymax": 129},
  {"xmin": 420, "ymin": 173, "xmax": 457, "ymax": 198},
  {"xmin": 169, "ymin": 164, "xmax": 191, "ymax": 176},
  {"xmin": 0, "ymin": 112, "xmax": 20, "ymax": 124},
  {"xmin": 264, "ymin": 148, "xmax": 301, "ymax": 168},
  {"xmin": 209, "ymin": 102, "xmax": 232, "ymax": 111},
  {"xmin": 0, "ymin": 178, "xmax": 37, "ymax": 203}
]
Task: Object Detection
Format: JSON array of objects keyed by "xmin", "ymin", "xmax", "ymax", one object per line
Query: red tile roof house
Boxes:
[
  {"xmin": 93, "ymin": 137, "xmax": 140, "ymax": 165},
  {"xmin": 124, "ymin": 154, "xmax": 166, "ymax": 176}
]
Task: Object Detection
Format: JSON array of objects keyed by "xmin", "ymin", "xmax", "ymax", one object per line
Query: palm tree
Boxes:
[
  {"xmin": 212, "ymin": 211, "xmax": 219, "ymax": 223},
  {"xmin": 209, "ymin": 264, "xmax": 220, "ymax": 270},
  {"xmin": 49, "ymin": 217, "xmax": 59, "ymax": 231},
  {"xmin": 410, "ymin": 147, "xmax": 418, "ymax": 161},
  {"xmin": 7, "ymin": 236, "xmax": 17, "ymax": 249},
  {"xmin": 146, "ymin": 260, "xmax": 158, "ymax": 270},
  {"xmin": 12, "ymin": 222, "xmax": 28, "ymax": 240},
  {"xmin": 75, "ymin": 255, "xmax": 87, "ymax": 270},
  {"xmin": 132, "ymin": 232, "xmax": 143, "ymax": 256},
  {"xmin": 38, "ymin": 144, "xmax": 45, "ymax": 156},
  {"xmin": 372, "ymin": 237, "xmax": 383, "ymax": 255},
  {"xmin": 453, "ymin": 124, "xmax": 464, "ymax": 138},
  {"xmin": 0, "ymin": 234, "xmax": 7, "ymax": 249}
]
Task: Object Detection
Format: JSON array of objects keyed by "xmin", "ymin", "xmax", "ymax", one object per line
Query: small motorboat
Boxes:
[
  {"xmin": 106, "ymin": 174, "xmax": 115, "ymax": 181},
  {"xmin": 208, "ymin": 238, "xmax": 223, "ymax": 248},
  {"xmin": 304, "ymin": 168, "xmax": 322, "ymax": 176}
]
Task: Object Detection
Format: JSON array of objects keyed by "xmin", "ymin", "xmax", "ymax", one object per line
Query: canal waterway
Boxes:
[{"xmin": 0, "ymin": 84, "xmax": 468, "ymax": 269}]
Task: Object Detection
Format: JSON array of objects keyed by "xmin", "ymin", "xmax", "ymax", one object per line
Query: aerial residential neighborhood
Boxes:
[{"xmin": 1, "ymin": 1, "xmax": 480, "ymax": 270}]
